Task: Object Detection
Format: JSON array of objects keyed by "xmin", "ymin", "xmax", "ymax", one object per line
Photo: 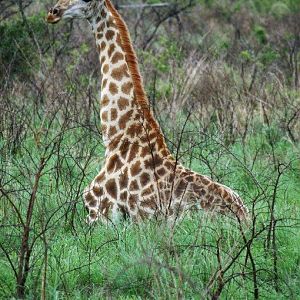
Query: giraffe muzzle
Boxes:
[{"xmin": 46, "ymin": 7, "xmax": 64, "ymax": 24}]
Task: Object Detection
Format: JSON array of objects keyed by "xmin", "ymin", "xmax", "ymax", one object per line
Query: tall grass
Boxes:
[{"xmin": 1, "ymin": 92, "xmax": 299, "ymax": 298}]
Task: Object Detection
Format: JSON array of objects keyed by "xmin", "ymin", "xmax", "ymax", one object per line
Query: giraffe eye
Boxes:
[{"xmin": 82, "ymin": 0, "xmax": 92, "ymax": 2}]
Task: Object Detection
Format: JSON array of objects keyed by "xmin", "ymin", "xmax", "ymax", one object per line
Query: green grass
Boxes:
[{"xmin": 0, "ymin": 114, "xmax": 299, "ymax": 299}]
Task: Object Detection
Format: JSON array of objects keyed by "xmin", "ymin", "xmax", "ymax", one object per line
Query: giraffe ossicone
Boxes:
[{"xmin": 47, "ymin": 0, "xmax": 249, "ymax": 224}]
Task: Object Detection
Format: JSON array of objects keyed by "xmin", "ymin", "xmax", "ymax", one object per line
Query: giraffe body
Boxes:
[{"xmin": 47, "ymin": 0, "xmax": 248, "ymax": 224}]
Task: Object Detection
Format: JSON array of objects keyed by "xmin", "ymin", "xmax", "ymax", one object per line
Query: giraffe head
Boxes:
[{"xmin": 46, "ymin": 0, "xmax": 102, "ymax": 24}]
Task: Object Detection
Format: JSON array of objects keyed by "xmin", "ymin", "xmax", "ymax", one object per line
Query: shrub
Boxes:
[{"xmin": 0, "ymin": 14, "xmax": 49, "ymax": 80}]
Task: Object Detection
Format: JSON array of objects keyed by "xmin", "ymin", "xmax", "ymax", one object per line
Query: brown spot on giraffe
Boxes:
[
  {"xmin": 108, "ymin": 126, "xmax": 117, "ymax": 138},
  {"xmin": 200, "ymin": 200, "xmax": 211, "ymax": 209},
  {"xmin": 156, "ymin": 167, "xmax": 166, "ymax": 177},
  {"xmin": 121, "ymin": 82, "xmax": 133, "ymax": 94},
  {"xmin": 201, "ymin": 176, "xmax": 210, "ymax": 185},
  {"xmin": 100, "ymin": 198, "xmax": 112, "ymax": 217},
  {"xmin": 102, "ymin": 64, "xmax": 109, "ymax": 74},
  {"xmin": 153, "ymin": 154, "xmax": 163, "ymax": 167},
  {"xmin": 105, "ymin": 30, "xmax": 115, "ymax": 40},
  {"xmin": 111, "ymin": 108, "xmax": 118, "ymax": 121},
  {"xmin": 157, "ymin": 136, "xmax": 167, "ymax": 151},
  {"xmin": 174, "ymin": 180, "xmax": 188, "ymax": 198},
  {"xmin": 105, "ymin": 179, "xmax": 118, "ymax": 198},
  {"xmin": 130, "ymin": 161, "xmax": 142, "ymax": 176},
  {"xmin": 101, "ymin": 9, "xmax": 107, "ymax": 18},
  {"xmin": 119, "ymin": 138, "xmax": 130, "ymax": 159},
  {"xmin": 107, "ymin": 153, "xmax": 123, "ymax": 173},
  {"xmin": 127, "ymin": 123, "xmax": 143, "ymax": 138},
  {"xmin": 96, "ymin": 15, "xmax": 101, "ymax": 23},
  {"xmin": 127, "ymin": 142, "xmax": 140, "ymax": 162},
  {"xmin": 140, "ymin": 146, "xmax": 150, "ymax": 158},
  {"xmin": 119, "ymin": 110, "xmax": 133, "ymax": 129},
  {"xmin": 89, "ymin": 209, "xmax": 97, "ymax": 219},
  {"xmin": 208, "ymin": 183, "xmax": 217, "ymax": 192},
  {"xmin": 93, "ymin": 186, "xmax": 103, "ymax": 197},
  {"xmin": 144, "ymin": 158, "xmax": 153, "ymax": 170},
  {"xmin": 140, "ymin": 172, "xmax": 150, "ymax": 186},
  {"xmin": 86, "ymin": 192, "xmax": 97, "ymax": 207},
  {"xmin": 101, "ymin": 124, "xmax": 107, "ymax": 135},
  {"xmin": 118, "ymin": 97, "xmax": 129, "ymax": 111},
  {"xmin": 109, "ymin": 82, "xmax": 118, "ymax": 95},
  {"xmin": 108, "ymin": 133, "xmax": 122, "ymax": 151},
  {"xmin": 129, "ymin": 194, "xmax": 138, "ymax": 209},
  {"xmin": 148, "ymin": 132, "xmax": 157, "ymax": 141},
  {"xmin": 144, "ymin": 154, "xmax": 163, "ymax": 170},
  {"xmin": 97, "ymin": 22, "xmax": 105, "ymax": 32},
  {"xmin": 100, "ymin": 41, "xmax": 106, "ymax": 50},
  {"xmin": 120, "ymin": 191, "xmax": 128, "ymax": 201},
  {"xmin": 96, "ymin": 172, "xmax": 105, "ymax": 183},
  {"xmin": 185, "ymin": 175, "xmax": 194, "ymax": 183},
  {"xmin": 221, "ymin": 189, "xmax": 229, "ymax": 199},
  {"xmin": 89, "ymin": 198, "xmax": 98, "ymax": 207},
  {"xmin": 129, "ymin": 180, "xmax": 139, "ymax": 191},
  {"xmin": 200, "ymin": 189, "xmax": 206, "ymax": 196},
  {"xmin": 164, "ymin": 161, "xmax": 174, "ymax": 171},
  {"xmin": 102, "ymin": 95, "xmax": 109, "ymax": 106},
  {"xmin": 101, "ymin": 111, "xmax": 108, "ymax": 122},
  {"xmin": 85, "ymin": 192, "xmax": 93, "ymax": 202},
  {"xmin": 141, "ymin": 186, "xmax": 153, "ymax": 197},
  {"xmin": 141, "ymin": 197, "xmax": 157, "ymax": 210},
  {"xmin": 111, "ymin": 64, "xmax": 129, "ymax": 81},
  {"xmin": 108, "ymin": 44, "xmax": 116, "ymax": 57},
  {"xmin": 102, "ymin": 79, "xmax": 108, "ymax": 89},
  {"xmin": 119, "ymin": 169, "xmax": 128, "ymax": 190},
  {"xmin": 111, "ymin": 52, "xmax": 124, "ymax": 64}
]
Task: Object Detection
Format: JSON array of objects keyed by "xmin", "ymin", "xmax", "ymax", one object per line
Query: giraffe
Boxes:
[{"xmin": 47, "ymin": 0, "xmax": 249, "ymax": 224}]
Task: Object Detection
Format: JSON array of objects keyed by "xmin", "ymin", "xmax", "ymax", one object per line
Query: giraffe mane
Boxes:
[{"xmin": 105, "ymin": 0, "xmax": 162, "ymax": 134}]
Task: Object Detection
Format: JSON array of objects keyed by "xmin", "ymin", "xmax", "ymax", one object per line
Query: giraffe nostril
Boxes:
[{"xmin": 53, "ymin": 8, "xmax": 59, "ymax": 15}]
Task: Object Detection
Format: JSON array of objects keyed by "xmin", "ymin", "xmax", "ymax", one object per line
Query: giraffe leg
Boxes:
[
  {"xmin": 190, "ymin": 174, "xmax": 249, "ymax": 221},
  {"xmin": 171, "ymin": 171, "xmax": 249, "ymax": 221},
  {"xmin": 83, "ymin": 184, "xmax": 111, "ymax": 225},
  {"xmin": 84, "ymin": 182, "xmax": 131, "ymax": 225}
]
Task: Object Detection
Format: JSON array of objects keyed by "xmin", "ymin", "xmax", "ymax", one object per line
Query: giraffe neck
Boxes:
[{"xmin": 90, "ymin": 0, "xmax": 170, "ymax": 158}]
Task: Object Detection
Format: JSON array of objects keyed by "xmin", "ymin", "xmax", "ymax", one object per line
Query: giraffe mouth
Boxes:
[
  {"xmin": 46, "ymin": 6, "xmax": 65, "ymax": 24},
  {"xmin": 46, "ymin": 14, "xmax": 61, "ymax": 24}
]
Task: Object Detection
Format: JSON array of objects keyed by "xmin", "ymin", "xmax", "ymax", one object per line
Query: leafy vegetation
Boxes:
[
  {"xmin": 0, "ymin": 14, "xmax": 50, "ymax": 79},
  {"xmin": 0, "ymin": 0, "xmax": 299, "ymax": 299}
]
